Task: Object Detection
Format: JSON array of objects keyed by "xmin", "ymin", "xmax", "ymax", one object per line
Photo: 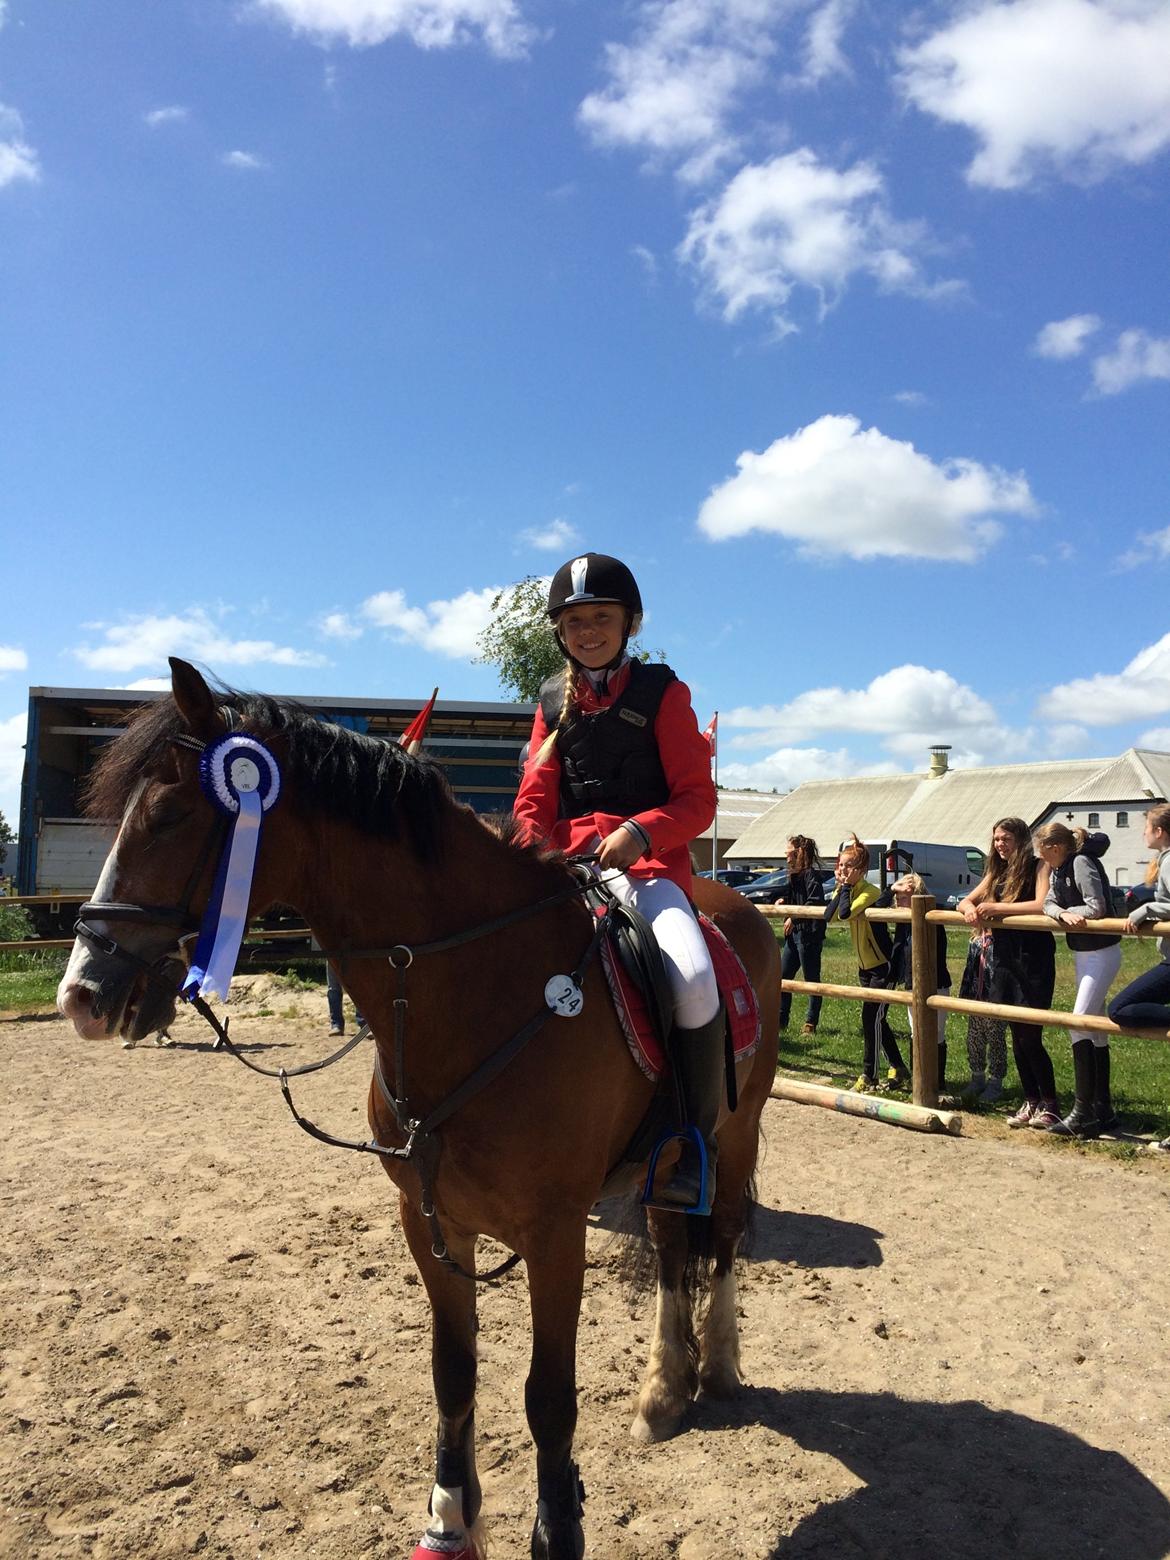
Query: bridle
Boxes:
[{"xmin": 72, "ymin": 718, "xmax": 617, "ymax": 1284}]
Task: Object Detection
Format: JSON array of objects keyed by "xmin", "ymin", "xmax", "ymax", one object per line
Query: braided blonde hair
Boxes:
[{"xmin": 533, "ymin": 660, "xmax": 578, "ymax": 766}]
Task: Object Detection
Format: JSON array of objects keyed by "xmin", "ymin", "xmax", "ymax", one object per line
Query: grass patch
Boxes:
[
  {"xmin": 0, "ymin": 947, "xmax": 69, "ymax": 1011},
  {"xmin": 777, "ymin": 926, "xmax": 1170, "ymax": 1141}
]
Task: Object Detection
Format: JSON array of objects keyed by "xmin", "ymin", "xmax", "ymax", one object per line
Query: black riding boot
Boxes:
[
  {"xmin": 1048, "ymin": 1040, "xmax": 1100, "ymax": 1139},
  {"xmin": 1094, "ymin": 1045, "xmax": 1118, "ymax": 1133},
  {"xmin": 654, "ymin": 1005, "xmax": 726, "ymax": 1215}
]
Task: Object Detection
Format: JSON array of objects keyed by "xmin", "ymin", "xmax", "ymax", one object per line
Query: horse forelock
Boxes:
[{"xmin": 85, "ymin": 686, "xmax": 452, "ymax": 860}]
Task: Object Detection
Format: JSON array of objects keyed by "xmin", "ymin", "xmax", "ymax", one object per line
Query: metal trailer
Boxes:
[{"xmin": 17, "ymin": 684, "xmax": 536, "ymax": 937}]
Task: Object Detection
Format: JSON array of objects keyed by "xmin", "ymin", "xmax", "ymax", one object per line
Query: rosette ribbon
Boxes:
[{"xmin": 181, "ymin": 734, "xmax": 282, "ymax": 1004}]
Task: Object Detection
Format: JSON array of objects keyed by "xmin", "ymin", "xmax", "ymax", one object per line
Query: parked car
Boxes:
[
  {"xmin": 741, "ymin": 870, "xmax": 789, "ymax": 905},
  {"xmin": 714, "ymin": 868, "xmax": 765, "ymax": 888},
  {"xmin": 1125, "ymin": 884, "xmax": 1155, "ymax": 913}
]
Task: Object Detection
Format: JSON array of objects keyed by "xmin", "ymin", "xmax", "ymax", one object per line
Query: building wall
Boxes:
[{"xmin": 1033, "ymin": 801, "xmax": 1154, "ymax": 886}]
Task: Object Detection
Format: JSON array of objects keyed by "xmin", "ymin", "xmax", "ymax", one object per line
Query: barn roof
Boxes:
[{"xmin": 726, "ymin": 750, "xmax": 1167, "ymax": 860}]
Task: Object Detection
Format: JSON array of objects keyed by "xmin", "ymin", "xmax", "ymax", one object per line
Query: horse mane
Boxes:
[{"xmin": 85, "ymin": 685, "xmax": 454, "ymax": 862}]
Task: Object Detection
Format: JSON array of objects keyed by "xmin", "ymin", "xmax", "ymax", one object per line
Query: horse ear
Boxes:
[{"xmin": 170, "ymin": 657, "xmax": 219, "ymax": 739}]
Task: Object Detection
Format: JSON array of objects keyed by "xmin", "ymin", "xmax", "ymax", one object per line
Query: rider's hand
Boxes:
[{"xmin": 597, "ymin": 827, "xmax": 645, "ymax": 872}]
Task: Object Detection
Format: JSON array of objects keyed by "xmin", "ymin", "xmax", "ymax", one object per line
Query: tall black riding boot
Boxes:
[
  {"xmin": 1047, "ymin": 1040, "xmax": 1100, "ymax": 1139},
  {"xmin": 654, "ymin": 1005, "xmax": 726, "ymax": 1215},
  {"xmin": 1094, "ymin": 1045, "xmax": 1118, "ymax": 1133}
]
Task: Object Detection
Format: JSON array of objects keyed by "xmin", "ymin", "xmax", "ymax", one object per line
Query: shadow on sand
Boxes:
[{"xmin": 692, "ymin": 1386, "xmax": 1170, "ymax": 1559}]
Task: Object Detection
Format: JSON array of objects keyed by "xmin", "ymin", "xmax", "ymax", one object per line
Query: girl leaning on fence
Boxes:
[
  {"xmin": 1037, "ymin": 823, "xmax": 1122, "ymax": 1140},
  {"xmin": 825, "ymin": 834, "xmax": 909, "ymax": 1093},
  {"xmin": 880, "ymin": 872, "xmax": 951, "ymax": 1091},
  {"xmin": 1109, "ymin": 804, "xmax": 1170, "ymax": 1153},
  {"xmin": 958, "ymin": 817, "xmax": 1060, "ymax": 1127},
  {"xmin": 777, "ymin": 834, "xmax": 826, "ymax": 1037}
]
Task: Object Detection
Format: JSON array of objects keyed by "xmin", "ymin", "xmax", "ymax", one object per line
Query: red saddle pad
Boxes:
[{"xmin": 599, "ymin": 910, "xmax": 761, "ymax": 1081}]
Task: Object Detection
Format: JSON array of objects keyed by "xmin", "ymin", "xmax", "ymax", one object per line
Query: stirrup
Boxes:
[{"xmin": 641, "ymin": 1125, "xmax": 712, "ymax": 1216}]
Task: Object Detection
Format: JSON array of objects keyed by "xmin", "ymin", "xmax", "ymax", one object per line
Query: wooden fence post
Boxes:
[{"xmin": 911, "ymin": 893, "xmax": 938, "ymax": 1108}]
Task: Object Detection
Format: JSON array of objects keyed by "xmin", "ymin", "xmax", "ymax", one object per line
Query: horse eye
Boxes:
[{"xmin": 148, "ymin": 803, "xmax": 194, "ymax": 831}]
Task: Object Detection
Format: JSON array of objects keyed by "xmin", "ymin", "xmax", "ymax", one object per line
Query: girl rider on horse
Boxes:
[{"xmin": 513, "ymin": 553, "xmax": 722, "ymax": 1213}]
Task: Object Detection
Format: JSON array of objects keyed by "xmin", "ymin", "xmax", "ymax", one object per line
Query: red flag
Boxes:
[
  {"xmin": 398, "ymin": 688, "xmax": 438, "ymax": 756},
  {"xmin": 702, "ymin": 712, "xmax": 717, "ymax": 759}
]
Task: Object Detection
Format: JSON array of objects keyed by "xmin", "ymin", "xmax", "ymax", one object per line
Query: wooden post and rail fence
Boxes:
[
  {"xmin": 7, "ymin": 890, "xmax": 1170, "ymax": 1132},
  {"xmin": 764, "ymin": 897, "xmax": 1170, "ymax": 1115}
]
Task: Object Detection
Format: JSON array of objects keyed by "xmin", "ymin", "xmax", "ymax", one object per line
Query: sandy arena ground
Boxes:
[{"xmin": 4, "ymin": 977, "xmax": 1170, "ymax": 1559}]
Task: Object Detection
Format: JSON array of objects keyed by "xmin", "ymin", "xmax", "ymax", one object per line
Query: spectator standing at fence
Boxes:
[
  {"xmin": 880, "ymin": 872, "xmax": 951, "ymax": 1089},
  {"xmin": 777, "ymin": 834, "xmax": 826, "ymax": 1037},
  {"xmin": 958, "ymin": 818, "xmax": 1059, "ymax": 1126},
  {"xmin": 1037, "ymin": 823, "xmax": 1123, "ymax": 1139},
  {"xmin": 825, "ymin": 835, "xmax": 909, "ymax": 1092},
  {"xmin": 1110, "ymin": 806, "xmax": 1170, "ymax": 1153}
]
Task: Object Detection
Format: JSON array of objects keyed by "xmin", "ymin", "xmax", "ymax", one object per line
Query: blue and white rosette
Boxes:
[{"xmin": 181, "ymin": 735, "xmax": 281, "ymax": 1004}]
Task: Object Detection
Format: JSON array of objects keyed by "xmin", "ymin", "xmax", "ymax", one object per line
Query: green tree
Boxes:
[
  {"xmin": 0, "ymin": 809, "xmax": 13, "ymax": 846},
  {"xmin": 474, "ymin": 577, "xmax": 564, "ymax": 700}
]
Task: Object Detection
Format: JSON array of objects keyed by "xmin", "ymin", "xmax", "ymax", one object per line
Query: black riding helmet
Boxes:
[{"xmin": 547, "ymin": 553, "xmax": 643, "ymax": 631}]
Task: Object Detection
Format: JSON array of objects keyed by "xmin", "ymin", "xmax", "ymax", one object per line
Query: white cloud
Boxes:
[
  {"xmin": 577, "ymin": 0, "xmax": 782, "ymax": 182},
  {"xmin": 122, "ymin": 678, "xmax": 173, "ymax": 691},
  {"xmin": 222, "ymin": 150, "xmax": 268, "ymax": 170},
  {"xmin": 361, "ymin": 585, "xmax": 505, "ymax": 659},
  {"xmin": 1137, "ymin": 726, "xmax": 1170, "ymax": 751},
  {"xmin": 1033, "ymin": 312, "xmax": 1101, "ymax": 358},
  {"xmin": 631, "ymin": 243, "xmax": 659, "ymax": 283},
  {"xmin": 898, "ymin": 0, "xmax": 1170, "ymax": 190},
  {"xmin": 73, "ymin": 610, "xmax": 330, "ymax": 674},
  {"xmin": 518, "ymin": 518, "xmax": 579, "ymax": 552},
  {"xmin": 0, "ymin": 645, "xmax": 28, "ymax": 673},
  {"xmin": 0, "ymin": 711, "xmax": 27, "ymax": 833},
  {"xmin": 1038, "ymin": 630, "xmax": 1170, "ymax": 724},
  {"xmin": 678, "ymin": 149, "xmax": 948, "ymax": 330},
  {"xmin": 1091, "ymin": 328, "xmax": 1170, "ymax": 394},
  {"xmin": 893, "ymin": 389, "xmax": 928, "ymax": 406},
  {"xmin": 0, "ymin": 104, "xmax": 39, "ymax": 189},
  {"xmin": 724, "ymin": 664, "xmax": 998, "ymax": 748},
  {"xmin": 719, "ymin": 744, "xmax": 867, "ymax": 792},
  {"xmin": 1118, "ymin": 525, "xmax": 1170, "ymax": 570},
  {"xmin": 254, "ymin": 0, "xmax": 533, "ymax": 58},
  {"xmin": 795, "ymin": 0, "xmax": 855, "ymax": 85},
  {"xmin": 319, "ymin": 610, "xmax": 364, "ymax": 640},
  {"xmin": 144, "ymin": 105, "xmax": 189, "ymax": 127},
  {"xmin": 697, "ymin": 414, "xmax": 1037, "ymax": 561}
]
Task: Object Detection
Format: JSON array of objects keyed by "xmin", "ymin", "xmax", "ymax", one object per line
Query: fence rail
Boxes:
[{"xmin": 766, "ymin": 897, "xmax": 1170, "ymax": 1109}]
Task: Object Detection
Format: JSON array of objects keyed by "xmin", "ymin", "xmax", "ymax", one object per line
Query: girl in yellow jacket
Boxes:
[{"xmin": 824, "ymin": 835, "xmax": 910, "ymax": 1091}]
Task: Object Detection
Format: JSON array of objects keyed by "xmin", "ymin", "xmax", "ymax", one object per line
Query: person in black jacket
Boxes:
[
  {"xmin": 1037, "ymin": 823, "xmax": 1123, "ymax": 1139},
  {"xmin": 776, "ymin": 834, "xmax": 827, "ymax": 1036},
  {"xmin": 878, "ymin": 872, "xmax": 951, "ymax": 1089}
]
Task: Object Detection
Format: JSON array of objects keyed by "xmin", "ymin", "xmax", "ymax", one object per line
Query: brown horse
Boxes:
[{"xmin": 57, "ymin": 658, "xmax": 781, "ymax": 1560}]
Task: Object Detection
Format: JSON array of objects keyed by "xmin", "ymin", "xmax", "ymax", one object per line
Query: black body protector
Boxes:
[{"xmin": 539, "ymin": 661, "xmax": 677, "ymax": 820}]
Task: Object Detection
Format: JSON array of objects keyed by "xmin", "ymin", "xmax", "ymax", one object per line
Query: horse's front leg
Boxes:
[
  {"xmin": 631, "ymin": 1209, "xmax": 697, "ymax": 1443},
  {"xmin": 399, "ymin": 1193, "xmax": 485, "ymax": 1560},
  {"xmin": 526, "ymin": 1221, "xmax": 588, "ymax": 1560}
]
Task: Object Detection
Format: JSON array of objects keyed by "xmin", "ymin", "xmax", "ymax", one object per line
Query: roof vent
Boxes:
[{"xmin": 929, "ymin": 744, "xmax": 951, "ymax": 778}]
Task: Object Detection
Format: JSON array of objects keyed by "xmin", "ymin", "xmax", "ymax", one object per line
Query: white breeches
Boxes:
[
  {"xmin": 1070, "ymin": 943, "xmax": 1123, "ymax": 1046},
  {"xmin": 606, "ymin": 872, "xmax": 720, "ymax": 1030}
]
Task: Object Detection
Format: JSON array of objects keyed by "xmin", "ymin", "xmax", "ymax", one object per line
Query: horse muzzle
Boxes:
[{"xmin": 58, "ymin": 936, "xmax": 186, "ymax": 1043}]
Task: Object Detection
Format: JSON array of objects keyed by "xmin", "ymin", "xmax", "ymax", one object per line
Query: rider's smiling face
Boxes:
[{"xmin": 559, "ymin": 603, "xmax": 627, "ymax": 669}]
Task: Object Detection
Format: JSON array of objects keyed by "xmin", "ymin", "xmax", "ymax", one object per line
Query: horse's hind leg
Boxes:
[
  {"xmin": 526, "ymin": 1221, "xmax": 588, "ymax": 1560},
  {"xmin": 399, "ymin": 1194, "xmax": 485, "ymax": 1560},
  {"xmin": 631, "ymin": 1209, "xmax": 696, "ymax": 1444}
]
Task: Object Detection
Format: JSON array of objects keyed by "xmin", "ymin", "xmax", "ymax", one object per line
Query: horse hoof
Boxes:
[
  {"xmin": 631, "ymin": 1408, "xmax": 682, "ymax": 1444},
  {"xmin": 698, "ymin": 1366, "xmax": 742, "ymax": 1401}
]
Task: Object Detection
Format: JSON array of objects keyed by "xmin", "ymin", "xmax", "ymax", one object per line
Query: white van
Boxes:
[{"xmin": 857, "ymin": 839, "xmax": 985, "ymax": 904}]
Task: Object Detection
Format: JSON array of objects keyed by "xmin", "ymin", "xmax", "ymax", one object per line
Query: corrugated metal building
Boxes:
[{"xmin": 728, "ymin": 747, "xmax": 1170, "ymax": 886}]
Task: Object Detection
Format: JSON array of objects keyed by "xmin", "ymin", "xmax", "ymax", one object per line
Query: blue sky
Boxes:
[{"xmin": 2, "ymin": 0, "xmax": 1169, "ymax": 828}]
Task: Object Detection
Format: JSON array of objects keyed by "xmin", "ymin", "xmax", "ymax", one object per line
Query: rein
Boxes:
[{"xmin": 77, "ymin": 719, "xmax": 617, "ymax": 1283}]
